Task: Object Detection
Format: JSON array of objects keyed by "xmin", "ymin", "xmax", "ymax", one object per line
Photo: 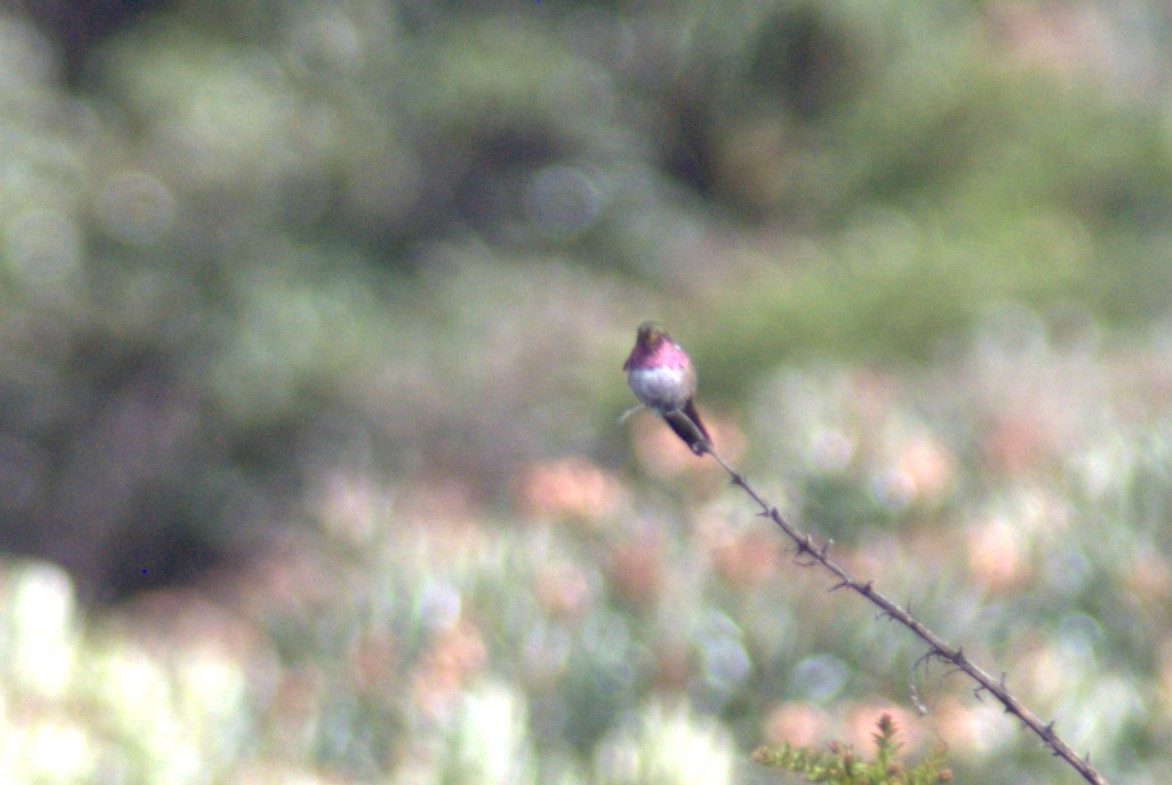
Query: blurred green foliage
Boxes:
[{"xmin": 1, "ymin": 0, "xmax": 1171, "ymax": 783}]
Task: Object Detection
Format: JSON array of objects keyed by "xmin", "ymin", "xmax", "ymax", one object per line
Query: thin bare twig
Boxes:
[{"xmin": 700, "ymin": 445, "xmax": 1110, "ymax": 785}]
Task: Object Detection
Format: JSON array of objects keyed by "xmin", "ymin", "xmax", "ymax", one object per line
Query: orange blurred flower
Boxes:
[
  {"xmin": 412, "ymin": 620, "xmax": 488, "ymax": 721},
  {"xmin": 762, "ymin": 702, "xmax": 830, "ymax": 749},
  {"xmin": 608, "ymin": 539, "xmax": 665, "ymax": 608},
  {"xmin": 518, "ymin": 457, "xmax": 624, "ymax": 522},
  {"xmin": 534, "ymin": 560, "xmax": 595, "ymax": 619}
]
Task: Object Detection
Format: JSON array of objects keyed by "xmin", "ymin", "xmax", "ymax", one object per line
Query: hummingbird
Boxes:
[{"xmin": 623, "ymin": 321, "xmax": 712, "ymax": 455}]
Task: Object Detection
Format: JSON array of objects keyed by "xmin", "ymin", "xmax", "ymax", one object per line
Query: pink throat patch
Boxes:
[{"xmin": 626, "ymin": 340, "xmax": 687, "ymax": 371}]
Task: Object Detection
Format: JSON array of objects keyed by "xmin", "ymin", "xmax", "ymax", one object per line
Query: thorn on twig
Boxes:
[{"xmin": 791, "ymin": 534, "xmax": 807, "ymax": 553}]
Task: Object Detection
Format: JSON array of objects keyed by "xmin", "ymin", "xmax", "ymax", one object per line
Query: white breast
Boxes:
[{"xmin": 628, "ymin": 365, "xmax": 690, "ymax": 411}]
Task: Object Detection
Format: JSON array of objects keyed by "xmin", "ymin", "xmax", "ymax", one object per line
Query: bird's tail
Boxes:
[{"xmin": 665, "ymin": 401, "xmax": 712, "ymax": 455}]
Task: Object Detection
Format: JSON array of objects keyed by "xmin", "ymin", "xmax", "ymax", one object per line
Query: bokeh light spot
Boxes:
[
  {"xmin": 95, "ymin": 171, "xmax": 177, "ymax": 246},
  {"xmin": 524, "ymin": 164, "xmax": 603, "ymax": 240},
  {"xmin": 6, "ymin": 210, "xmax": 81, "ymax": 288}
]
